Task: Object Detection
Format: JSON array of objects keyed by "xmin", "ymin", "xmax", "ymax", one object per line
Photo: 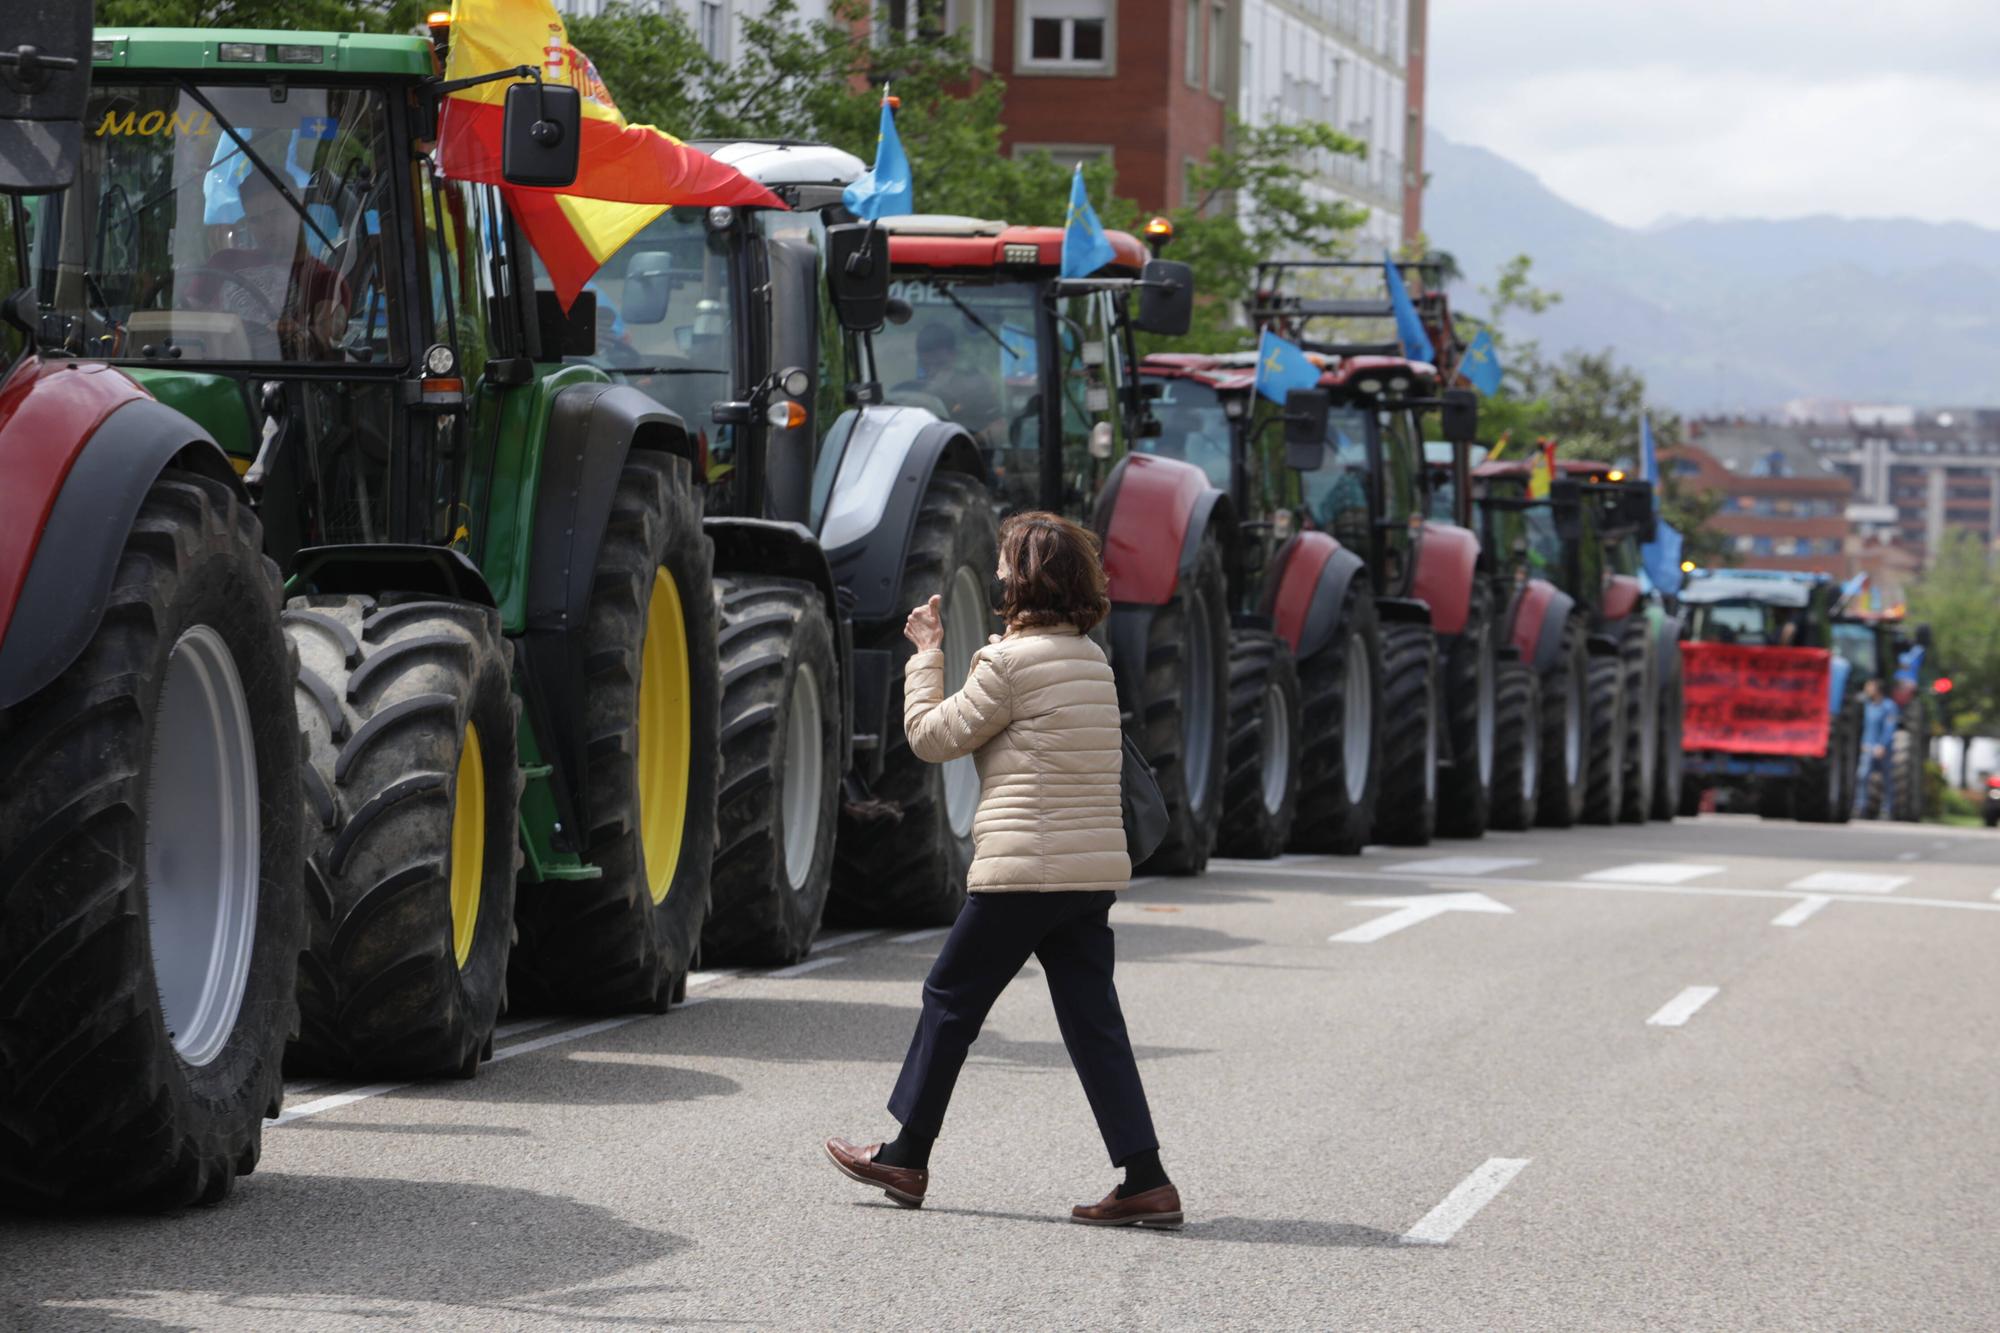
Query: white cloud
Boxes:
[{"xmin": 1428, "ymin": 0, "xmax": 2000, "ymax": 226}]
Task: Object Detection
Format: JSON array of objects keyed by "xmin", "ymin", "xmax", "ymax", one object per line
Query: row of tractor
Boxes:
[{"xmin": 0, "ymin": 12, "xmax": 1727, "ymax": 1214}]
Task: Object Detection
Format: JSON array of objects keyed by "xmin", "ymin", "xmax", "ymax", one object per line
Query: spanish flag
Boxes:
[{"xmin": 437, "ymin": 0, "xmax": 782, "ymax": 307}]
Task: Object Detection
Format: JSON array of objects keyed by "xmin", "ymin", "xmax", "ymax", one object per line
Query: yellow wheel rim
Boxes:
[
  {"xmin": 449, "ymin": 722, "xmax": 485, "ymax": 969},
  {"xmin": 638, "ymin": 567, "xmax": 693, "ymax": 905}
]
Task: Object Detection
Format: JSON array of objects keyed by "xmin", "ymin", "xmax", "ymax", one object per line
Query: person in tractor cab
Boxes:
[
  {"xmin": 893, "ymin": 320, "xmax": 1006, "ymax": 446},
  {"xmin": 185, "ymin": 166, "xmax": 351, "ymax": 360},
  {"xmin": 1855, "ymin": 678, "xmax": 1900, "ymax": 819}
]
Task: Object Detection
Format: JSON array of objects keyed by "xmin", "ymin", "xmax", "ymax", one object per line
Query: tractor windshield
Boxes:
[
  {"xmin": 1832, "ymin": 621, "xmax": 1879, "ymax": 676},
  {"xmin": 1143, "ymin": 376, "xmax": 1233, "ymax": 491},
  {"xmin": 28, "ymin": 80, "xmax": 400, "ymax": 366},
  {"xmin": 576, "ymin": 208, "xmax": 738, "ymax": 445},
  {"xmin": 1295, "ymin": 406, "xmax": 1374, "ymax": 555}
]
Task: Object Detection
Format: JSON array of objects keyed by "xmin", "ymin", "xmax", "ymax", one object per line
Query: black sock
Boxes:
[
  {"xmin": 1116, "ymin": 1148, "xmax": 1169, "ymax": 1198},
  {"xmin": 874, "ymin": 1125, "xmax": 934, "ymax": 1170}
]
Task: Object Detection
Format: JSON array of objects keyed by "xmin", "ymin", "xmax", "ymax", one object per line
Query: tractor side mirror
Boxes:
[
  {"xmin": 826, "ymin": 223, "xmax": 890, "ymax": 332},
  {"xmin": 1283, "ymin": 389, "xmax": 1330, "ymax": 472},
  {"xmin": 501, "ymin": 82, "xmax": 582, "ymax": 189},
  {"xmin": 1135, "ymin": 259, "xmax": 1194, "ymax": 336},
  {"xmin": 0, "ymin": 1, "xmax": 94, "ymax": 195},
  {"xmin": 1440, "ymin": 388, "xmax": 1478, "ymax": 445},
  {"xmin": 621, "ymin": 250, "xmax": 672, "ymax": 326}
]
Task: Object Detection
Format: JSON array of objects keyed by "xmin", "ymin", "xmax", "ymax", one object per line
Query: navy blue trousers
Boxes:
[{"xmin": 887, "ymin": 889, "xmax": 1159, "ymax": 1166}]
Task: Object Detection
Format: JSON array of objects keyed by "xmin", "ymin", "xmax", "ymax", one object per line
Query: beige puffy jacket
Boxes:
[{"xmin": 903, "ymin": 624, "xmax": 1130, "ymax": 892}]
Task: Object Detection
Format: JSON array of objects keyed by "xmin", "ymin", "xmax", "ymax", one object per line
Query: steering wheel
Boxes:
[{"xmin": 180, "ymin": 266, "xmax": 286, "ymax": 326}]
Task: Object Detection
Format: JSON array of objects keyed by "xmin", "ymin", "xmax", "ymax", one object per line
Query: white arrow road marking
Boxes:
[
  {"xmin": 1329, "ymin": 892, "xmax": 1513, "ymax": 944},
  {"xmin": 1787, "ymin": 871, "xmax": 1908, "ymax": 894},
  {"xmin": 1382, "ymin": 856, "xmax": 1536, "ymax": 877},
  {"xmin": 1401, "ymin": 1157, "xmax": 1532, "ymax": 1245},
  {"xmin": 1648, "ymin": 985, "xmax": 1720, "ymax": 1027},
  {"xmin": 1771, "ymin": 896, "xmax": 1830, "ymax": 928},
  {"xmin": 1585, "ymin": 862, "xmax": 1724, "ymax": 885}
]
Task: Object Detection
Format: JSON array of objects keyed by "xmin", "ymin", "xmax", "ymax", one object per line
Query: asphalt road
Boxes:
[{"xmin": 6, "ymin": 814, "xmax": 1997, "ymax": 1330}]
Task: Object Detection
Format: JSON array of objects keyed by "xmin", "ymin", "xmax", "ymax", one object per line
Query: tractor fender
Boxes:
[
  {"xmin": 0, "ymin": 383, "xmax": 238, "ymax": 710},
  {"xmin": 1652, "ymin": 607, "xmax": 1684, "ymax": 688},
  {"xmin": 1375, "ymin": 596, "xmax": 1433, "ymax": 627},
  {"xmin": 1602, "ymin": 573, "xmax": 1642, "ymax": 623},
  {"xmin": 1411, "ymin": 519, "xmax": 1479, "ymax": 636},
  {"xmin": 707, "ymin": 515, "xmax": 857, "ymax": 777},
  {"xmin": 1262, "ymin": 530, "xmax": 1366, "ymax": 664},
  {"xmin": 820, "ymin": 406, "xmax": 984, "ymax": 625},
  {"xmin": 1094, "ymin": 451, "xmax": 1226, "ymax": 607},
  {"xmin": 1510, "ymin": 578, "xmax": 1576, "ymax": 676},
  {"xmin": 288, "ymin": 544, "xmax": 498, "ymax": 606}
]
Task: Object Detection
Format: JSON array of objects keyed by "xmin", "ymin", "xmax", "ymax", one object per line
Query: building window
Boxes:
[
  {"xmin": 1207, "ymin": 2, "xmax": 1226, "ymax": 95},
  {"xmin": 1013, "ymin": 142, "xmax": 1112, "ymax": 174},
  {"xmin": 699, "ymin": 0, "xmax": 727, "ymax": 60},
  {"xmin": 878, "ymin": 1, "xmax": 988, "ymax": 61},
  {"xmin": 1019, "ymin": 0, "xmax": 1111, "ymax": 72},
  {"xmin": 1185, "ymin": 0, "xmax": 1201, "ymax": 87}
]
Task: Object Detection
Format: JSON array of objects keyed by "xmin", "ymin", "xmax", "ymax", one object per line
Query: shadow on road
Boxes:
[
  {"xmin": 0, "ymin": 1173, "xmax": 689, "ymax": 1331},
  {"xmin": 888, "ymin": 1203, "xmax": 1401, "ymax": 1247}
]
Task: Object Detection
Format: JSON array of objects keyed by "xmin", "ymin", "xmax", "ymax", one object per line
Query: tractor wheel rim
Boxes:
[
  {"xmin": 146, "ymin": 625, "xmax": 260, "ymax": 1069},
  {"xmin": 449, "ymin": 723, "xmax": 485, "ymax": 969},
  {"xmin": 941, "ymin": 565, "xmax": 986, "ymax": 839},
  {"xmin": 1260, "ymin": 681, "xmax": 1290, "ymax": 815},
  {"xmin": 1476, "ymin": 633, "xmax": 1496, "ymax": 787},
  {"xmin": 782, "ymin": 662, "xmax": 825, "ymax": 891},
  {"xmin": 1181, "ymin": 588, "xmax": 1215, "ymax": 813},
  {"xmin": 638, "ymin": 569, "xmax": 693, "ymax": 905},
  {"xmin": 1564, "ymin": 673, "xmax": 1583, "ymax": 785},
  {"xmin": 1343, "ymin": 634, "xmax": 1372, "ymax": 806}
]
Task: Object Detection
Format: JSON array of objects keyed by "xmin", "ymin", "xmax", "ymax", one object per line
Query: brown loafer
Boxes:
[
  {"xmin": 824, "ymin": 1136, "xmax": 928, "ymax": 1209},
  {"xmin": 1071, "ymin": 1183, "xmax": 1183, "ymax": 1228}
]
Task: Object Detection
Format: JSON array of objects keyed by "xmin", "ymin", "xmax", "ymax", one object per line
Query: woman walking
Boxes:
[{"xmin": 825, "ymin": 512, "xmax": 1180, "ymax": 1228}]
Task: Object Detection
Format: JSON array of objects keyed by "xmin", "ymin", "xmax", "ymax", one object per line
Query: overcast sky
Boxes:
[{"xmin": 1426, "ymin": 0, "xmax": 2000, "ymax": 229}]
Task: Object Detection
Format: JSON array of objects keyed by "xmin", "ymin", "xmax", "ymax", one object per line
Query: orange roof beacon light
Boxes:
[
  {"xmin": 425, "ymin": 10, "xmax": 452, "ymax": 67},
  {"xmin": 1606, "ymin": 468, "xmax": 1626, "ymax": 481},
  {"xmin": 1144, "ymin": 215, "xmax": 1174, "ymax": 256}
]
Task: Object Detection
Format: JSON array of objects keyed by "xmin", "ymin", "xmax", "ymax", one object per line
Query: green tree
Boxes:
[
  {"xmin": 97, "ymin": 0, "xmax": 428, "ymax": 28},
  {"xmin": 1908, "ymin": 529, "xmax": 2000, "ymax": 746}
]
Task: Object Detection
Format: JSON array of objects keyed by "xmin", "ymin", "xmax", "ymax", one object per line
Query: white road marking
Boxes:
[
  {"xmin": 1787, "ymin": 871, "xmax": 1907, "ymax": 894},
  {"xmin": 491, "ymin": 1016, "xmax": 563, "ymax": 1041},
  {"xmin": 275, "ymin": 1081, "xmax": 412, "ymax": 1126},
  {"xmin": 686, "ymin": 968, "xmax": 740, "ymax": 989},
  {"xmin": 488, "ymin": 1016, "xmax": 640, "ymax": 1065},
  {"xmin": 1329, "ymin": 892, "xmax": 1513, "ymax": 944},
  {"xmin": 1382, "ymin": 856, "xmax": 1536, "ymax": 877},
  {"xmin": 890, "ymin": 926, "xmax": 951, "ymax": 944},
  {"xmin": 1400, "ymin": 1158, "xmax": 1531, "ymax": 1245},
  {"xmin": 1992, "ymin": 888, "xmax": 2000, "ymax": 902},
  {"xmin": 1896, "ymin": 851, "xmax": 1921, "ymax": 861},
  {"xmin": 1771, "ymin": 896, "xmax": 1830, "ymax": 928},
  {"xmin": 1647, "ymin": 986, "xmax": 1720, "ymax": 1028},
  {"xmin": 813, "ymin": 929, "xmax": 884, "ymax": 950},
  {"xmin": 1585, "ymin": 863, "xmax": 1724, "ymax": 885},
  {"xmin": 770, "ymin": 955, "xmax": 848, "ymax": 979}
]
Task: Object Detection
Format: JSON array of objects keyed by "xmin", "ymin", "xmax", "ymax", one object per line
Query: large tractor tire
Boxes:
[
  {"xmin": 1678, "ymin": 780, "xmax": 1704, "ymax": 818},
  {"xmin": 1536, "ymin": 616, "xmax": 1589, "ymax": 828},
  {"xmin": 1890, "ymin": 708, "xmax": 1923, "ymax": 821},
  {"xmin": 284, "ymin": 595, "xmax": 520, "ymax": 1078},
  {"xmin": 1215, "ymin": 629, "xmax": 1303, "ymax": 859},
  {"xmin": 1580, "ymin": 651, "xmax": 1626, "ymax": 826},
  {"xmin": 1135, "ymin": 529, "xmax": 1230, "ymax": 874},
  {"xmin": 0, "ymin": 469, "xmax": 302, "ymax": 1210},
  {"xmin": 1437, "ymin": 590, "xmax": 1498, "ymax": 839},
  {"xmin": 1834, "ymin": 699, "xmax": 1863, "ymax": 824},
  {"xmin": 1616, "ymin": 617, "xmax": 1656, "ymax": 824},
  {"xmin": 830, "ymin": 471, "xmax": 996, "ymax": 926},
  {"xmin": 702, "ymin": 578, "xmax": 842, "ymax": 964},
  {"xmin": 1650, "ymin": 635, "xmax": 1685, "ymax": 821},
  {"xmin": 1793, "ymin": 712, "xmax": 1847, "ymax": 824},
  {"xmin": 1488, "ymin": 656, "xmax": 1541, "ymax": 832},
  {"xmin": 512, "ymin": 452, "xmax": 719, "ymax": 1014},
  {"xmin": 1373, "ymin": 621, "xmax": 1439, "ymax": 846},
  {"xmin": 1288, "ymin": 583, "xmax": 1383, "ymax": 855}
]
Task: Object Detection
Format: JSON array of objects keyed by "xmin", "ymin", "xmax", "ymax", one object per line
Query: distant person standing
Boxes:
[
  {"xmin": 825, "ymin": 512, "xmax": 1180, "ymax": 1229},
  {"xmin": 1855, "ymin": 678, "xmax": 1900, "ymax": 819}
]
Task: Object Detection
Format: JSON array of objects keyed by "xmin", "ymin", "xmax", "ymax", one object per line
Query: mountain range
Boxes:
[{"xmin": 1421, "ymin": 130, "xmax": 2000, "ymax": 412}]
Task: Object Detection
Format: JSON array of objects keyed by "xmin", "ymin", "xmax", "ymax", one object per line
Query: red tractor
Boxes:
[
  {"xmin": 874, "ymin": 217, "xmax": 1228, "ymax": 871},
  {"xmin": 1235, "ymin": 265, "xmax": 1495, "ymax": 847}
]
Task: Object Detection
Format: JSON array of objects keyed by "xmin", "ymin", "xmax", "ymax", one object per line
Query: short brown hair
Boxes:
[{"xmin": 997, "ymin": 511, "xmax": 1110, "ymax": 633}]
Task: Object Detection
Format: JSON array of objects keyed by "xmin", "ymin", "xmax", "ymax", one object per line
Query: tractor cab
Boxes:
[
  {"xmin": 1681, "ymin": 569, "xmax": 1842, "ymax": 650},
  {"xmin": 1471, "ymin": 456, "xmax": 1654, "ymax": 628}
]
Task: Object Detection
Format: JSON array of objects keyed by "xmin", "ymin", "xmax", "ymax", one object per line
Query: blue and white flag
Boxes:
[
  {"xmin": 1462, "ymin": 327, "xmax": 1503, "ymax": 395},
  {"xmin": 1640, "ymin": 413, "xmax": 1660, "ymax": 485},
  {"xmin": 1384, "ymin": 250, "xmax": 1435, "ymax": 363},
  {"xmin": 1252, "ymin": 330, "xmax": 1322, "ymax": 406},
  {"xmin": 1060, "ymin": 165, "xmax": 1116, "ymax": 279},
  {"xmin": 842, "ymin": 96, "xmax": 913, "ymax": 222},
  {"xmin": 1640, "ymin": 521, "xmax": 1686, "ymax": 597}
]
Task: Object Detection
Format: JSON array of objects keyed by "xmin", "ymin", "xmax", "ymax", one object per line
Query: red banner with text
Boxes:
[{"xmin": 1681, "ymin": 643, "xmax": 1831, "ymax": 756}]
